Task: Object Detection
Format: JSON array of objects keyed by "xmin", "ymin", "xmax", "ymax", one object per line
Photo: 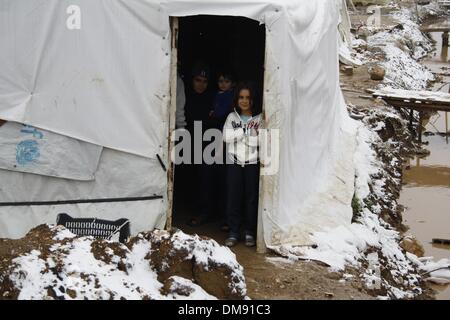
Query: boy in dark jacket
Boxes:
[
  {"xmin": 184, "ymin": 62, "xmax": 215, "ymax": 227},
  {"xmin": 210, "ymin": 71, "xmax": 235, "ymax": 131}
]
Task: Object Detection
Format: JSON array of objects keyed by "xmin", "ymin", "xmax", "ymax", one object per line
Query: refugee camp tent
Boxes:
[{"xmin": 0, "ymin": 0, "xmax": 357, "ymax": 250}]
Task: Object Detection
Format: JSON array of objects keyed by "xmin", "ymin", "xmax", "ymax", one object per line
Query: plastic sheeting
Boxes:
[
  {"xmin": 0, "ymin": 0, "xmax": 171, "ymax": 158},
  {"xmin": 0, "ymin": 121, "xmax": 102, "ymax": 181},
  {"xmin": 0, "ymin": 147, "xmax": 167, "ymax": 238},
  {"xmin": 0, "ymin": 0, "xmax": 357, "ymax": 247},
  {"xmin": 0, "ymin": 199, "xmax": 167, "ymax": 239},
  {"xmin": 0, "ymin": 148, "xmax": 166, "ymax": 203}
]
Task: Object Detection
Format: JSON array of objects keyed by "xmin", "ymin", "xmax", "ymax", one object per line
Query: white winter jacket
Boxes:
[{"xmin": 223, "ymin": 109, "xmax": 263, "ymax": 165}]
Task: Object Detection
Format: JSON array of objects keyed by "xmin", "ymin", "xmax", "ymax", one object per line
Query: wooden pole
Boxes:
[
  {"xmin": 443, "ymin": 31, "xmax": 449, "ymax": 48},
  {"xmin": 446, "ymin": 111, "xmax": 448, "ymax": 144},
  {"xmin": 165, "ymin": 17, "xmax": 179, "ymax": 232},
  {"xmin": 409, "ymin": 109, "xmax": 414, "ymax": 133},
  {"xmin": 418, "ymin": 111, "xmax": 423, "ymax": 144},
  {"xmin": 415, "ymin": 3, "xmax": 419, "ymax": 21},
  {"xmin": 447, "ymin": 86, "xmax": 450, "ymax": 144}
]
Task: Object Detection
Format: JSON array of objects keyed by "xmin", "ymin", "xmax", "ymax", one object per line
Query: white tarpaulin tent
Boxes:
[{"xmin": 0, "ymin": 0, "xmax": 357, "ymax": 249}]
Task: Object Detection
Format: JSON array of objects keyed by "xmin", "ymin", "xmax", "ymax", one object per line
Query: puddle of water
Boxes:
[
  {"xmin": 428, "ymin": 32, "xmax": 449, "ymax": 64},
  {"xmin": 400, "ymin": 29, "xmax": 450, "ymax": 300},
  {"xmin": 401, "ymin": 173, "xmax": 450, "ymax": 300},
  {"xmin": 401, "ymin": 117, "xmax": 450, "ymax": 300}
]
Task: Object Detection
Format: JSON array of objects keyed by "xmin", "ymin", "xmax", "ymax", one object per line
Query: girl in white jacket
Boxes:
[{"xmin": 223, "ymin": 83, "xmax": 263, "ymax": 247}]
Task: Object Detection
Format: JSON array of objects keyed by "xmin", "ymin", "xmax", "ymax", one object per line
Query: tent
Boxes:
[{"xmin": 0, "ymin": 0, "xmax": 357, "ymax": 251}]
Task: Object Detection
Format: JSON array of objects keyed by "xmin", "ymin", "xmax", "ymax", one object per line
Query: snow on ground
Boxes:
[
  {"xmin": 376, "ymin": 44, "xmax": 433, "ymax": 89},
  {"xmin": 274, "ymin": 112, "xmax": 424, "ymax": 298},
  {"xmin": 265, "ymin": 256, "xmax": 295, "ymax": 266},
  {"xmin": 348, "ymin": 6, "xmax": 436, "ymax": 90},
  {"xmin": 366, "ymin": 8, "xmax": 435, "ymax": 90},
  {"xmin": 4, "ymin": 226, "xmax": 246, "ymax": 300},
  {"xmin": 418, "ymin": 1, "xmax": 450, "ymax": 18},
  {"xmin": 151, "ymin": 229, "xmax": 247, "ymax": 296}
]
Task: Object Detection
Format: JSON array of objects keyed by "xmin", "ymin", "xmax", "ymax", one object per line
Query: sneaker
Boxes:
[
  {"xmin": 244, "ymin": 234, "xmax": 256, "ymax": 247},
  {"xmin": 225, "ymin": 236, "xmax": 238, "ymax": 247}
]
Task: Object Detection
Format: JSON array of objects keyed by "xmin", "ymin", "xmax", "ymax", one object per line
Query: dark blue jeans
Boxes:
[{"xmin": 226, "ymin": 162, "xmax": 260, "ymax": 238}]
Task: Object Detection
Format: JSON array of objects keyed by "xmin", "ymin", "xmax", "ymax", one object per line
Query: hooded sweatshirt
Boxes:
[{"xmin": 223, "ymin": 109, "xmax": 263, "ymax": 165}]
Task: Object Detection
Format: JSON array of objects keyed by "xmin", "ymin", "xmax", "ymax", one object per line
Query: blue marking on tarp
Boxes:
[
  {"xmin": 16, "ymin": 140, "xmax": 40, "ymax": 165},
  {"xmin": 20, "ymin": 125, "xmax": 44, "ymax": 139}
]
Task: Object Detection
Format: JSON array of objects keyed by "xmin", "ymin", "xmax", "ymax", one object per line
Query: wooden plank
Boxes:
[
  {"xmin": 438, "ymin": 0, "xmax": 450, "ymax": 8},
  {"xmin": 386, "ymin": 99, "xmax": 450, "ymax": 107},
  {"xmin": 372, "ymin": 94, "xmax": 450, "ymax": 106},
  {"xmin": 389, "ymin": 103, "xmax": 450, "ymax": 112},
  {"xmin": 432, "ymin": 238, "xmax": 450, "ymax": 245},
  {"xmin": 374, "ymin": 99, "xmax": 450, "ymax": 112},
  {"xmin": 372, "ymin": 89, "xmax": 450, "ymax": 112},
  {"xmin": 421, "ymin": 27, "xmax": 450, "ymax": 32},
  {"xmin": 165, "ymin": 17, "xmax": 179, "ymax": 231},
  {"xmin": 372, "ymin": 88, "xmax": 450, "ymax": 102}
]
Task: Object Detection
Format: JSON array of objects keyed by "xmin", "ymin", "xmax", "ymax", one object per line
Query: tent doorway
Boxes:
[
  {"xmin": 168, "ymin": 15, "xmax": 266, "ymax": 245},
  {"xmin": 177, "ymin": 15, "xmax": 266, "ymax": 96}
]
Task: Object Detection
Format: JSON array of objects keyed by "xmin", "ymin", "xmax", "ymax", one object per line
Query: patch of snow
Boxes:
[
  {"xmin": 364, "ymin": 8, "xmax": 435, "ymax": 90},
  {"xmin": 52, "ymin": 226, "xmax": 77, "ymax": 241},
  {"xmin": 417, "ymin": 258, "xmax": 450, "ymax": 285},
  {"xmin": 343, "ymin": 273, "xmax": 354, "ymax": 280},
  {"xmin": 340, "ymin": 43, "xmax": 363, "ymax": 66},
  {"xmin": 418, "ymin": 2, "xmax": 449, "ymax": 17},
  {"xmin": 171, "ymin": 231, "xmax": 247, "ymax": 296},
  {"xmin": 9, "ymin": 229, "xmax": 245, "ymax": 300},
  {"xmin": 380, "ymin": 45, "xmax": 434, "ymax": 90},
  {"xmin": 165, "ymin": 276, "xmax": 217, "ymax": 300},
  {"xmin": 9, "ymin": 250, "xmax": 54, "ymax": 300},
  {"xmin": 372, "ymin": 121, "xmax": 386, "ymax": 131},
  {"xmin": 352, "ymin": 38, "xmax": 367, "ymax": 48},
  {"xmin": 265, "ymin": 256, "xmax": 295, "ymax": 266}
]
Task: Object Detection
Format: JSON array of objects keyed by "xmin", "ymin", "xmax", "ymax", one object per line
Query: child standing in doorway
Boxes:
[
  {"xmin": 210, "ymin": 71, "xmax": 235, "ymax": 130},
  {"xmin": 223, "ymin": 82, "xmax": 263, "ymax": 247},
  {"xmin": 209, "ymin": 71, "xmax": 235, "ymax": 232},
  {"xmin": 185, "ymin": 62, "xmax": 215, "ymax": 227}
]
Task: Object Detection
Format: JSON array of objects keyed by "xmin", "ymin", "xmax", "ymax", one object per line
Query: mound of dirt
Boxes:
[
  {"xmin": 0, "ymin": 225, "xmax": 247, "ymax": 300},
  {"xmin": 136, "ymin": 229, "xmax": 247, "ymax": 300}
]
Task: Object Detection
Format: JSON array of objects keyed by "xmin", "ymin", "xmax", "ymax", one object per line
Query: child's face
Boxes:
[
  {"xmin": 218, "ymin": 76, "xmax": 232, "ymax": 92},
  {"xmin": 192, "ymin": 76, "xmax": 208, "ymax": 94},
  {"xmin": 238, "ymin": 89, "xmax": 252, "ymax": 113}
]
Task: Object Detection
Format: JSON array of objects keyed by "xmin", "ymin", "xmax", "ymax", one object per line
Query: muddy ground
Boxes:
[{"xmin": 177, "ymin": 221, "xmax": 374, "ymax": 300}]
